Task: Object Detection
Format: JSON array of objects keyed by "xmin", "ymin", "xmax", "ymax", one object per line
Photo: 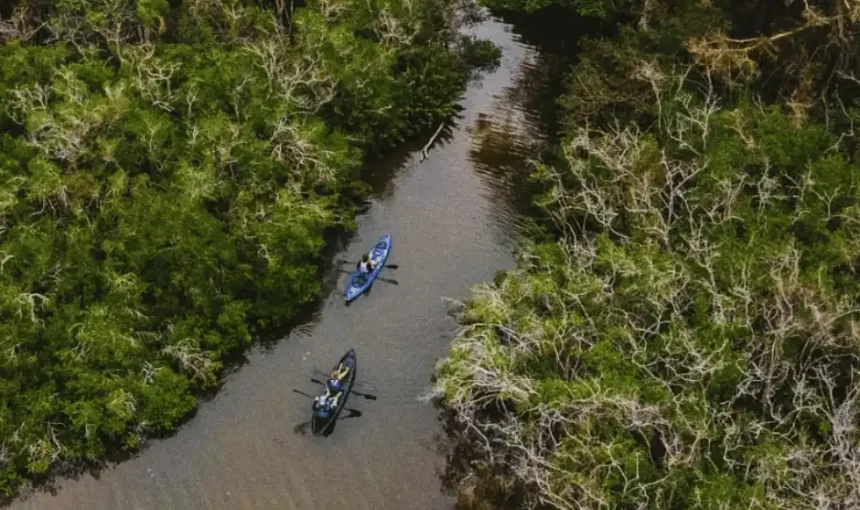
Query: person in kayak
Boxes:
[
  {"xmin": 321, "ymin": 384, "xmax": 343, "ymax": 409},
  {"xmin": 321, "ymin": 362, "xmax": 351, "ymax": 408},
  {"xmin": 331, "ymin": 362, "xmax": 350, "ymax": 380},
  {"xmin": 356, "ymin": 253, "xmax": 375, "ymax": 274},
  {"xmin": 313, "ymin": 395, "xmax": 332, "ymax": 413}
]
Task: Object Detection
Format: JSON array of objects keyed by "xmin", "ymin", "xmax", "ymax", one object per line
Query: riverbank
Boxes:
[
  {"xmin": 434, "ymin": 2, "xmax": 860, "ymax": 509},
  {"xmin": 0, "ymin": 0, "xmax": 497, "ymax": 496},
  {"xmin": 6, "ymin": 10, "xmax": 559, "ymax": 509}
]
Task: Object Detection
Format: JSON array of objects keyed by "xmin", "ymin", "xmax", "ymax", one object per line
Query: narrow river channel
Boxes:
[{"xmin": 11, "ymin": 12, "xmax": 557, "ymax": 510}]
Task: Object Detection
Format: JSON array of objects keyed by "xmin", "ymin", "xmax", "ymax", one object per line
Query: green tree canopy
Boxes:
[{"xmin": 0, "ymin": 0, "xmax": 483, "ymax": 495}]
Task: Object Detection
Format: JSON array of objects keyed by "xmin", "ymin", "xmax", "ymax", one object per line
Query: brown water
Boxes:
[{"xmin": 11, "ymin": 13, "xmax": 558, "ymax": 510}]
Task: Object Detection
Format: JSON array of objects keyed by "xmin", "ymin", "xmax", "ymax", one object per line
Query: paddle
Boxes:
[
  {"xmin": 292, "ymin": 388, "xmax": 317, "ymax": 398},
  {"xmin": 340, "ymin": 408, "xmax": 363, "ymax": 420},
  {"xmin": 312, "ymin": 368, "xmax": 377, "ymax": 391},
  {"xmin": 310, "ymin": 378, "xmax": 378, "ymax": 400},
  {"xmin": 337, "ymin": 259, "xmax": 399, "ymax": 270},
  {"xmin": 336, "ymin": 268, "xmax": 399, "ymax": 285},
  {"xmin": 293, "ymin": 420, "xmax": 311, "ymax": 435}
]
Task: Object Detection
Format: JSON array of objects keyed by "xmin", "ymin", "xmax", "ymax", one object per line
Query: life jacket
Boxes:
[{"xmin": 314, "ymin": 396, "xmax": 328, "ymax": 413}]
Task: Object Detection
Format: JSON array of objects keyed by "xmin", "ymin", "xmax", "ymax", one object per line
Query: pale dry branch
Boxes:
[
  {"xmin": 162, "ymin": 340, "xmax": 217, "ymax": 384},
  {"xmin": 0, "ymin": 4, "xmax": 47, "ymax": 43}
]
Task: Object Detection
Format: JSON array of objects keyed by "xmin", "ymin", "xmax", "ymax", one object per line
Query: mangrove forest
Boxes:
[
  {"xmin": 0, "ymin": 0, "xmax": 493, "ymax": 496},
  {"xmin": 434, "ymin": 0, "xmax": 860, "ymax": 509}
]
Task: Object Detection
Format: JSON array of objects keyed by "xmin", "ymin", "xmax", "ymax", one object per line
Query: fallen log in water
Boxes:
[{"xmin": 420, "ymin": 122, "xmax": 446, "ymax": 162}]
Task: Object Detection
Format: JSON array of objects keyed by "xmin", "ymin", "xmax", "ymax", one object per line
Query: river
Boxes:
[{"xmin": 10, "ymin": 11, "xmax": 561, "ymax": 510}]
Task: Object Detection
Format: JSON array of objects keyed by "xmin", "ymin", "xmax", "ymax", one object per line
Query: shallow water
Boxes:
[{"xmin": 10, "ymin": 13, "xmax": 562, "ymax": 510}]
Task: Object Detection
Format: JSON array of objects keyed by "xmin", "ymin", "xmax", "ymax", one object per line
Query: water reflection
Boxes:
[
  {"xmin": 465, "ymin": 4, "xmax": 600, "ymax": 248},
  {"xmin": 362, "ymin": 120, "xmax": 460, "ymax": 200},
  {"xmin": 467, "ymin": 37, "xmax": 566, "ymax": 244}
]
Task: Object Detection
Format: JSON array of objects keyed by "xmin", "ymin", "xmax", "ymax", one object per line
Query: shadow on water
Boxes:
[
  {"xmin": 490, "ymin": 5, "xmax": 618, "ymax": 137},
  {"xmin": 465, "ymin": 48, "xmax": 564, "ymax": 240},
  {"xmin": 292, "ymin": 408, "xmax": 363, "ymax": 437},
  {"xmin": 361, "ymin": 113, "xmax": 462, "ymax": 200},
  {"xmin": 315, "ymin": 408, "xmax": 364, "ymax": 438},
  {"xmin": 465, "ymin": 6, "xmax": 614, "ymax": 243},
  {"xmin": 292, "ymin": 397, "xmax": 368, "ymax": 437}
]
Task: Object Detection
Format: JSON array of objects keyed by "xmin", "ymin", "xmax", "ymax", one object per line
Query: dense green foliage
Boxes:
[
  {"xmin": 435, "ymin": 1, "xmax": 860, "ymax": 509},
  {"xmin": 0, "ymin": 0, "xmax": 480, "ymax": 494}
]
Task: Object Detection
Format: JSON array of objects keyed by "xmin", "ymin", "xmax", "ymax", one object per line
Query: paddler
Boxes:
[
  {"xmin": 330, "ymin": 362, "xmax": 350, "ymax": 381},
  {"xmin": 356, "ymin": 253, "xmax": 375, "ymax": 274},
  {"xmin": 313, "ymin": 395, "xmax": 331, "ymax": 413},
  {"xmin": 321, "ymin": 362, "xmax": 350, "ymax": 408},
  {"xmin": 321, "ymin": 386, "xmax": 342, "ymax": 409}
]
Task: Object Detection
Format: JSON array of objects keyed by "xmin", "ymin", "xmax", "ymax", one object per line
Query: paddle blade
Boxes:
[
  {"xmin": 352, "ymin": 389, "xmax": 378, "ymax": 400},
  {"xmin": 341, "ymin": 409, "xmax": 363, "ymax": 419}
]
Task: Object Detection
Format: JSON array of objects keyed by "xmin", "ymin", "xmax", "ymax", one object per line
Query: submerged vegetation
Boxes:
[
  {"xmin": 435, "ymin": 1, "xmax": 860, "ymax": 509},
  {"xmin": 0, "ymin": 0, "xmax": 489, "ymax": 495}
]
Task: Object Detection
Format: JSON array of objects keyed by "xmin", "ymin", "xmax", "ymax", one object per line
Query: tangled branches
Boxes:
[
  {"xmin": 686, "ymin": 0, "xmax": 860, "ymax": 116},
  {"xmin": 434, "ymin": 67, "xmax": 860, "ymax": 509},
  {"xmin": 162, "ymin": 339, "xmax": 219, "ymax": 387}
]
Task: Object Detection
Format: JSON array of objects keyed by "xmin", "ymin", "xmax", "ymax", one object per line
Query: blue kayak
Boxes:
[{"xmin": 345, "ymin": 233, "xmax": 392, "ymax": 302}]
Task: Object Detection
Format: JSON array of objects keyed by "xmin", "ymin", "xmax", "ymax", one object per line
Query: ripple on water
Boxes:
[{"xmin": 468, "ymin": 44, "xmax": 564, "ymax": 246}]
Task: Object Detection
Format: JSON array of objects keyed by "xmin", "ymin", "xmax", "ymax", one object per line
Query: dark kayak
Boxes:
[
  {"xmin": 311, "ymin": 348, "xmax": 357, "ymax": 436},
  {"xmin": 345, "ymin": 234, "xmax": 392, "ymax": 302}
]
